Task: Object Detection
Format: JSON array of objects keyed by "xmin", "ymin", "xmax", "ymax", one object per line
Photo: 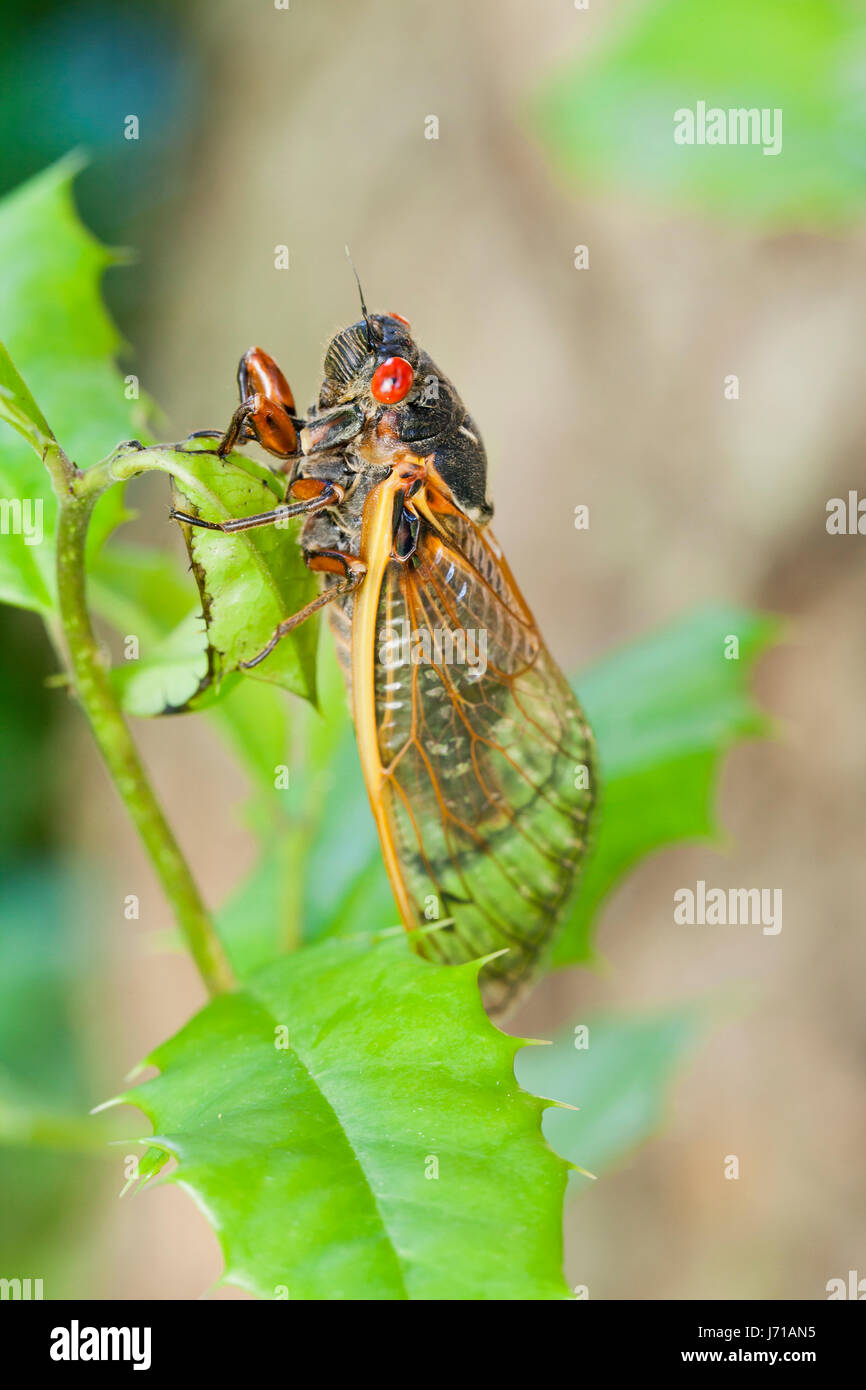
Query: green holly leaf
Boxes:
[
  {"xmin": 217, "ymin": 838, "xmax": 300, "ymax": 979},
  {"xmin": 533, "ymin": 0, "xmax": 866, "ymax": 229},
  {"xmin": 301, "ymin": 757, "xmax": 394, "ymax": 944},
  {"xmin": 516, "ymin": 1004, "xmax": 707, "ymax": 1191},
  {"xmin": 120, "ymin": 934, "xmax": 570, "ymax": 1300},
  {"xmin": 0, "ymin": 156, "xmax": 319, "ymax": 703},
  {"xmin": 554, "ymin": 605, "xmax": 778, "ymax": 966},
  {"xmin": 206, "ymin": 676, "xmax": 292, "ymax": 798},
  {"xmin": 0, "ymin": 156, "xmax": 152, "ymax": 614}
]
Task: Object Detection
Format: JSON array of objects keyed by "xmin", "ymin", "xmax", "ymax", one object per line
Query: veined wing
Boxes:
[{"xmin": 352, "ymin": 469, "xmax": 596, "ymax": 1014}]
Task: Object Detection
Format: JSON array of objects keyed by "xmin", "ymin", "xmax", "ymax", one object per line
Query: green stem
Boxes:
[{"xmin": 52, "ymin": 446, "xmax": 235, "ymax": 998}]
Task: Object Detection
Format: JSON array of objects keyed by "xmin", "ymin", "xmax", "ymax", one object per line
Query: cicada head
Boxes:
[
  {"xmin": 319, "ymin": 312, "xmax": 416, "ymax": 409},
  {"xmin": 318, "ymin": 312, "xmax": 493, "ymax": 525}
]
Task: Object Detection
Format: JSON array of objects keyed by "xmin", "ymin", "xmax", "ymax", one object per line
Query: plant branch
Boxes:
[{"xmin": 53, "ymin": 471, "xmax": 235, "ymax": 998}]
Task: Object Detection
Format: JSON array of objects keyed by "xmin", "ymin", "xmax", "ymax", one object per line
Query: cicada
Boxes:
[{"xmin": 174, "ymin": 301, "xmax": 596, "ymax": 1014}]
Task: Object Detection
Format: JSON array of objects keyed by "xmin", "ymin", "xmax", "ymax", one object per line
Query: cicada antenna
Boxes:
[{"xmin": 345, "ymin": 245, "xmax": 376, "ymax": 348}]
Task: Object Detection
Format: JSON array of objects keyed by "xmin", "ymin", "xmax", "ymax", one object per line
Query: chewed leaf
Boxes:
[
  {"xmin": 120, "ymin": 933, "xmax": 570, "ymax": 1301},
  {"xmin": 168, "ymin": 444, "xmax": 318, "ymax": 705},
  {"xmin": 110, "ymin": 609, "xmax": 235, "ymax": 717}
]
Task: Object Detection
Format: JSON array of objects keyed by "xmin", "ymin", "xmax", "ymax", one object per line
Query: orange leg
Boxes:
[{"xmin": 218, "ymin": 347, "xmax": 302, "ymax": 460}]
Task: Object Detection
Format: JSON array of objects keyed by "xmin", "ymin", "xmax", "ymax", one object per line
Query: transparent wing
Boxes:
[{"xmin": 358, "ymin": 491, "xmax": 595, "ymax": 1013}]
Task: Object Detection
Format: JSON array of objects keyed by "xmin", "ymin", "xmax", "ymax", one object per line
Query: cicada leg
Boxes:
[
  {"xmin": 218, "ymin": 391, "xmax": 301, "ymax": 460},
  {"xmin": 170, "ymin": 478, "xmax": 345, "ymax": 534},
  {"xmin": 239, "ymin": 550, "xmax": 367, "ymax": 669},
  {"xmin": 217, "ymin": 346, "xmax": 305, "ymax": 460}
]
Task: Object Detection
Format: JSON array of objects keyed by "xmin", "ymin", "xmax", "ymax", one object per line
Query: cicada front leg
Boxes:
[
  {"xmin": 239, "ymin": 549, "xmax": 367, "ymax": 669},
  {"xmin": 218, "ymin": 346, "xmax": 303, "ymax": 460},
  {"xmin": 216, "ymin": 346, "xmax": 367, "ymax": 479}
]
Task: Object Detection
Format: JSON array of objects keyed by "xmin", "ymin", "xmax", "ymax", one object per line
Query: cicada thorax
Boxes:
[{"xmin": 292, "ymin": 444, "xmax": 394, "ymax": 690}]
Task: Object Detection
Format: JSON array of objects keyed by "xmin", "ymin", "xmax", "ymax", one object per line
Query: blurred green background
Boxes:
[{"xmin": 0, "ymin": 0, "xmax": 864, "ymax": 1299}]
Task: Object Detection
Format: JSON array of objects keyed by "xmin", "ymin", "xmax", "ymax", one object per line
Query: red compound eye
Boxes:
[
  {"xmin": 388, "ymin": 311, "xmax": 411, "ymax": 329},
  {"xmin": 371, "ymin": 356, "xmax": 414, "ymax": 404}
]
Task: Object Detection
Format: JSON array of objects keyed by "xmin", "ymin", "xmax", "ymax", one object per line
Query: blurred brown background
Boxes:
[{"xmin": 2, "ymin": 0, "xmax": 864, "ymax": 1299}]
